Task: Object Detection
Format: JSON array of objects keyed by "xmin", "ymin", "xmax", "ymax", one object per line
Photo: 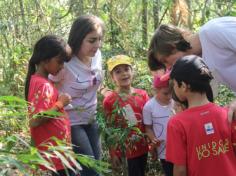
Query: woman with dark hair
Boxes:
[
  {"xmin": 148, "ymin": 16, "xmax": 236, "ymax": 120},
  {"xmin": 149, "ymin": 17, "xmax": 236, "ymax": 91},
  {"xmin": 49, "ymin": 15, "xmax": 105, "ymax": 176}
]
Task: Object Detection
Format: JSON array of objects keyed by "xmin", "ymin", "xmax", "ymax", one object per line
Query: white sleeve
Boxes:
[
  {"xmin": 223, "ymin": 32, "xmax": 236, "ymax": 51},
  {"xmin": 48, "ymin": 68, "xmax": 65, "ymax": 83},
  {"xmin": 216, "ymin": 26, "xmax": 236, "ymax": 51},
  {"xmin": 143, "ymin": 102, "xmax": 153, "ymax": 125},
  {"xmin": 219, "ymin": 17, "xmax": 236, "ymax": 51},
  {"xmin": 97, "ymin": 49, "xmax": 102, "ymax": 70},
  {"xmin": 200, "ymin": 17, "xmax": 236, "ymax": 51}
]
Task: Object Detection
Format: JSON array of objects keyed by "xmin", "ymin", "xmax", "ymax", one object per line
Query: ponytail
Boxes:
[
  {"xmin": 25, "ymin": 59, "xmax": 36, "ymax": 100},
  {"xmin": 206, "ymin": 83, "xmax": 213, "ymax": 102}
]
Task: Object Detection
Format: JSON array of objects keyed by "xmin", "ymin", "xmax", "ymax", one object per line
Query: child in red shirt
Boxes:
[
  {"xmin": 25, "ymin": 35, "xmax": 75, "ymax": 176},
  {"xmin": 103, "ymin": 55, "xmax": 149, "ymax": 176},
  {"xmin": 166, "ymin": 55, "xmax": 236, "ymax": 176}
]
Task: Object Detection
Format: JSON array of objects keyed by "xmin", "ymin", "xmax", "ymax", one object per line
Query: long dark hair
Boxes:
[
  {"xmin": 68, "ymin": 15, "xmax": 105, "ymax": 56},
  {"xmin": 147, "ymin": 50, "xmax": 166, "ymax": 71},
  {"xmin": 148, "ymin": 24, "xmax": 191, "ymax": 70},
  {"xmin": 25, "ymin": 35, "xmax": 70, "ymax": 100},
  {"xmin": 170, "ymin": 55, "xmax": 214, "ymax": 102}
]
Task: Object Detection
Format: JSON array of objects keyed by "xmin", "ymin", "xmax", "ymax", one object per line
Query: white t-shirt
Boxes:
[
  {"xmin": 143, "ymin": 97, "xmax": 173, "ymax": 159},
  {"xmin": 199, "ymin": 16, "xmax": 236, "ymax": 92},
  {"xmin": 49, "ymin": 50, "xmax": 103, "ymax": 125}
]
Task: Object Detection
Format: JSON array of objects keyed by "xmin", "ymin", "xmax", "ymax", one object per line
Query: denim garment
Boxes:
[{"xmin": 71, "ymin": 122, "xmax": 101, "ymax": 176}]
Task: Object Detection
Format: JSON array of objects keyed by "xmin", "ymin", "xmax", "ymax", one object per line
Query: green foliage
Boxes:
[
  {"xmin": 0, "ymin": 96, "xmax": 110, "ymax": 175},
  {"xmin": 97, "ymin": 91, "xmax": 147, "ymax": 176},
  {"xmin": 98, "ymin": 98, "xmax": 144, "ymax": 152},
  {"xmin": 1, "ymin": 0, "xmax": 235, "ymax": 97},
  {"xmin": 0, "ymin": 96, "xmax": 28, "ymax": 135},
  {"xmin": 0, "ymin": 134, "xmax": 110, "ymax": 175},
  {"xmin": 215, "ymin": 85, "xmax": 235, "ymax": 106},
  {"xmin": 0, "ymin": 1, "xmax": 236, "ymax": 175},
  {"xmin": 132, "ymin": 58, "xmax": 153, "ymax": 95}
]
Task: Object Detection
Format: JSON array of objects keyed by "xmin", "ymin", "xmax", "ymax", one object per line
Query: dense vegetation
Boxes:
[{"xmin": 0, "ymin": 0, "xmax": 236, "ymax": 175}]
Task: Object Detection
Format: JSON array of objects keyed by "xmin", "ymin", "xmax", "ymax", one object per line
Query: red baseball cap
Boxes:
[
  {"xmin": 153, "ymin": 76, "xmax": 168, "ymax": 89},
  {"xmin": 160, "ymin": 70, "xmax": 170, "ymax": 82}
]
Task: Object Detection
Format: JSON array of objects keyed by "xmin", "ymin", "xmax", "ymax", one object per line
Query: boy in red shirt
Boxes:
[
  {"xmin": 166, "ymin": 55, "xmax": 236, "ymax": 176},
  {"xmin": 103, "ymin": 55, "xmax": 149, "ymax": 176}
]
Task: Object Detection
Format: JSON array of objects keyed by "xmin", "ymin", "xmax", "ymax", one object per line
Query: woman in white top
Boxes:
[
  {"xmin": 50, "ymin": 15, "xmax": 104, "ymax": 176},
  {"xmin": 148, "ymin": 16, "xmax": 236, "ymax": 120}
]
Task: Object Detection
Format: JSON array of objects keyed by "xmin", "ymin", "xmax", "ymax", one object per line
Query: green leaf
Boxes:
[
  {"xmin": 0, "ymin": 155, "xmax": 28, "ymax": 175},
  {"xmin": 52, "ymin": 150, "xmax": 75, "ymax": 172}
]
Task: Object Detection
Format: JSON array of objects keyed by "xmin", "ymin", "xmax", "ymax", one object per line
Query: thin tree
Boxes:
[
  {"xmin": 142, "ymin": 0, "xmax": 148, "ymax": 47},
  {"xmin": 153, "ymin": 0, "xmax": 159, "ymax": 29}
]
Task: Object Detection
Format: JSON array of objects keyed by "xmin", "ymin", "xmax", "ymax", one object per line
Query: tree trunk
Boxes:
[
  {"xmin": 109, "ymin": 0, "xmax": 114, "ymax": 48},
  {"xmin": 185, "ymin": 0, "xmax": 192, "ymax": 29},
  {"xmin": 77, "ymin": 0, "xmax": 84, "ymax": 16},
  {"xmin": 170, "ymin": 0, "xmax": 189, "ymax": 26},
  {"xmin": 201, "ymin": 0, "xmax": 209, "ymax": 25},
  {"xmin": 93, "ymin": 0, "xmax": 98, "ymax": 15},
  {"xmin": 19, "ymin": 0, "xmax": 29, "ymax": 42},
  {"xmin": 142, "ymin": 0, "xmax": 148, "ymax": 47},
  {"xmin": 153, "ymin": 0, "xmax": 159, "ymax": 29}
]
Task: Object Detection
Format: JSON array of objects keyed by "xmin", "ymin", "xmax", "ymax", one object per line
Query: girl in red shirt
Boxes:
[{"xmin": 25, "ymin": 35, "xmax": 75, "ymax": 176}]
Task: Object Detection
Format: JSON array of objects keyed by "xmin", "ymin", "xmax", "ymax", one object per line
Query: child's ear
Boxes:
[
  {"xmin": 109, "ymin": 72, "xmax": 115, "ymax": 82},
  {"xmin": 181, "ymin": 81, "xmax": 189, "ymax": 92},
  {"xmin": 41, "ymin": 60, "xmax": 49, "ymax": 66}
]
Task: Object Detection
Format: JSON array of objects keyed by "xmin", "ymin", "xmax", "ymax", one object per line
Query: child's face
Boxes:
[
  {"xmin": 156, "ymin": 87, "xmax": 171, "ymax": 104},
  {"xmin": 111, "ymin": 64, "xmax": 133, "ymax": 88},
  {"xmin": 173, "ymin": 101, "xmax": 186, "ymax": 114},
  {"xmin": 156, "ymin": 50, "xmax": 184, "ymax": 68},
  {"xmin": 44, "ymin": 56, "xmax": 64, "ymax": 76},
  {"xmin": 151, "ymin": 68, "xmax": 165, "ymax": 77},
  {"xmin": 78, "ymin": 26, "xmax": 103, "ymax": 58},
  {"xmin": 172, "ymin": 79, "xmax": 187, "ymax": 102}
]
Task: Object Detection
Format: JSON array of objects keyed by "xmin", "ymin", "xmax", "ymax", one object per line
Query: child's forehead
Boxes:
[
  {"xmin": 113, "ymin": 64, "xmax": 132, "ymax": 70},
  {"xmin": 151, "ymin": 68, "xmax": 165, "ymax": 76},
  {"xmin": 170, "ymin": 79, "xmax": 178, "ymax": 86},
  {"xmin": 157, "ymin": 86, "xmax": 170, "ymax": 91},
  {"xmin": 86, "ymin": 26, "xmax": 103, "ymax": 37}
]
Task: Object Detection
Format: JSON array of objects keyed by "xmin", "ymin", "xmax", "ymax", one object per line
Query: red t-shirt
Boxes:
[
  {"xmin": 231, "ymin": 120, "xmax": 236, "ymax": 154},
  {"xmin": 103, "ymin": 88, "xmax": 149, "ymax": 159},
  {"xmin": 166, "ymin": 103, "xmax": 236, "ymax": 176},
  {"xmin": 28, "ymin": 74, "xmax": 71, "ymax": 171}
]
